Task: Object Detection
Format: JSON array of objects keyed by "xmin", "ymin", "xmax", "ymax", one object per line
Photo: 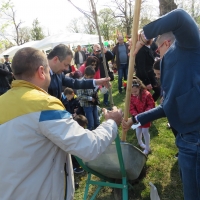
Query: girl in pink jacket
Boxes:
[{"xmin": 129, "ymin": 76, "xmax": 155, "ymax": 155}]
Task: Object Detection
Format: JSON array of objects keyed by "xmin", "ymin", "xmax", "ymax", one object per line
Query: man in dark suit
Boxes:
[
  {"xmin": 123, "ymin": 9, "xmax": 200, "ymax": 200},
  {"xmin": 47, "ymin": 44, "xmax": 109, "ymax": 100},
  {"xmin": 4, "ymin": 55, "xmax": 14, "ymax": 83},
  {"xmin": 74, "ymin": 45, "xmax": 86, "ymax": 68},
  {"xmin": 3, "ymin": 55, "xmax": 12, "ymax": 73}
]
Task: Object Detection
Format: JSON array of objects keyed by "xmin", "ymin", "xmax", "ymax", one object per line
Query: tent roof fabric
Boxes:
[{"xmin": 0, "ymin": 33, "xmax": 103, "ymax": 59}]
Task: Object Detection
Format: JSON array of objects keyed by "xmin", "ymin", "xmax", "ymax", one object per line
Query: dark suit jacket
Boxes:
[
  {"xmin": 74, "ymin": 51, "xmax": 86, "ymax": 65},
  {"xmin": 137, "ymin": 9, "xmax": 200, "ymax": 134},
  {"xmin": 0, "ymin": 64, "xmax": 11, "ymax": 94},
  {"xmin": 48, "ymin": 72, "xmax": 94, "ymax": 99},
  {"xmin": 135, "ymin": 45, "xmax": 156, "ymax": 86}
]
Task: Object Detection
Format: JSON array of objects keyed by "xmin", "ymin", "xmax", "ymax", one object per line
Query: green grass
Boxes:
[{"xmin": 74, "ymin": 77, "xmax": 183, "ymax": 200}]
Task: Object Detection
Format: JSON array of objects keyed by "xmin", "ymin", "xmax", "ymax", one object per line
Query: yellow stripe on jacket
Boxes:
[{"xmin": 0, "ymin": 80, "xmax": 65, "ymax": 124}]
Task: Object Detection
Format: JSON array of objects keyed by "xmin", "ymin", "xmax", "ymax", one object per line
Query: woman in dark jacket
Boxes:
[{"xmin": 135, "ymin": 39, "xmax": 160, "ymax": 101}]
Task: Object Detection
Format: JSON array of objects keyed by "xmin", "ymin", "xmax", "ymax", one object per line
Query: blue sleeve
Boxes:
[
  {"xmin": 143, "ymin": 9, "xmax": 200, "ymax": 48},
  {"xmin": 137, "ymin": 105, "xmax": 166, "ymax": 125},
  {"xmin": 62, "ymin": 74, "xmax": 94, "ymax": 89}
]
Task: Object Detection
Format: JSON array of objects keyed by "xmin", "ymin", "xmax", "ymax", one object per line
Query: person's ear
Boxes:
[
  {"xmin": 53, "ymin": 56, "xmax": 59, "ymax": 63},
  {"xmin": 37, "ymin": 66, "xmax": 45, "ymax": 80},
  {"xmin": 165, "ymin": 40, "xmax": 170, "ymax": 48}
]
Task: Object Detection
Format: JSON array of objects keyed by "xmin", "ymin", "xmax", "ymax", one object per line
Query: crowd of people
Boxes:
[{"xmin": 0, "ymin": 8, "xmax": 199, "ymax": 200}]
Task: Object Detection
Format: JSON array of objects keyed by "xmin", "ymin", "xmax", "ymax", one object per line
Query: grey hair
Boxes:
[{"xmin": 156, "ymin": 32, "xmax": 175, "ymax": 45}]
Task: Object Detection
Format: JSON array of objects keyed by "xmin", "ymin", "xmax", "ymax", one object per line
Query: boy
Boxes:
[
  {"xmin": 76, "ymin": 66, "xmax": 100, "ymax": 130},
  {"xmin": 62, "ymin": 87, "xmax": 84, "ymax": 117}
]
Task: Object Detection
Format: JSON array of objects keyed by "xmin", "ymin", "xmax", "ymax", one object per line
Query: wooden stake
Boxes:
[{"xmin": 121, "ymin": 0, "xmax": 142, "ymax": 142}]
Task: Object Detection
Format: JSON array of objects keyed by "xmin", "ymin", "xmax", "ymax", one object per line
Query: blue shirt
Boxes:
[{"xmin": 118, "ymin": 44, "xmax": 127, "ymax": 64}]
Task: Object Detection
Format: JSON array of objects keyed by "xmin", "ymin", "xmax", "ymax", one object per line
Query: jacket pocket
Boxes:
[{"xmin": 176, "ymin": 87, "xmax": 200, "ymax": 123}]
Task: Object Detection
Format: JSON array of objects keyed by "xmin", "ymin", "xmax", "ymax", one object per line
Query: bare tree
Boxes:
[
  {"xmin": 98, "ymin": 8, "xmax": 119, "ymax": 40},
  {"xmin": 82, "ymin": 17, "xmax": 96, "ymax": 34},
  {"xmin": 176, "ymin": 0, "xmax": 200, "ymax": 24},
  {"xmin": 104, "ymin": 0, "xmax": 152, "ymax": 36},
  {"xmin": 105, "ymin": 0, "xmax": 134, "ymax": 36},
  {"xmin": 0, "ymin": 0, "xmax": 28, "ymax": 46},
  {"xmin": 18, "ymin": 27, "xmax": 31, "ymax": 45},
  {"xmin": 66, "ymin": 18, "xmax": 82, "ymax": 33}
]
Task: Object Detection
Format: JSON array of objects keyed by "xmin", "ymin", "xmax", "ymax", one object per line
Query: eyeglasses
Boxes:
[{"xmin": 155, "ymin": 40, "xmax": 171, "ymax": 55}]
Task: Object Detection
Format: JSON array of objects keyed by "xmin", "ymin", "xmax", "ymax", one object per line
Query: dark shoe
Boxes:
[
  {"xmin": 174, "ymin": 152, "xmax": 179, "ymax": 159},
  {"xmin": 104, "ymin": 102, "xmax": 110, "ymax": 107},
  {"xmin": 75, "ymin": 182, "xmax": 79, "ymax": 190},
  {"xmin": 119, "ymin": 91, "xmax": 122, "ymax": 94},
  {"xmin": 74, "ymin": 167, "xmax": 84, "ymax": 174}
]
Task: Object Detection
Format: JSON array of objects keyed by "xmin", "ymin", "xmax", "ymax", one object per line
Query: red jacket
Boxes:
[
  {"xmin": 129, "ymin": 90, "xmax": 155, "ymax": 117},
  {"xmin": 78, "ymin": 63, "xmax": 100, "ymax": 79}
]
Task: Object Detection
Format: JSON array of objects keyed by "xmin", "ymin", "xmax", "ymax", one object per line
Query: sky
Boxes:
[{"xmin": 5, "ymin": 0, "xmax": 159, "ymax": 36}]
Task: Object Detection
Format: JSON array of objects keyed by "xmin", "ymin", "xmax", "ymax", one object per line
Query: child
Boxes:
[
  {"xmin": 61, "ymin": 87, "xmax": 84, "ymax": 118},
  {"xmin": 72, "ymin": 115, "xmax": 88, "ymax": 174},
  {"xmin": 74, "ymin": 114, "xmax": 88, "ymax": 128},
  {"xmin": 129, "ymin": 76, "xmax": 155, "ymax": 155},
  {"xmin": 76, "ymin": 66, "xmax": 100, "ymax": 130}
]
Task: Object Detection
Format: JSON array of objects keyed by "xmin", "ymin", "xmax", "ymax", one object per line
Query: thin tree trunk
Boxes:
[{"xmin": 90, "ymin": 0, "xmax": 114, "ymax": 106}]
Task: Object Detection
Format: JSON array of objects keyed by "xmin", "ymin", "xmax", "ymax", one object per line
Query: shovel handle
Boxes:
[{"xmin": 122, "ymin": 0, "xmax": 142, "ymax": 142}]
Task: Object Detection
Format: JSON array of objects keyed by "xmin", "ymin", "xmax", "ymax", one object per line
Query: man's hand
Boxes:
[
  {"xmin": 95, "ymin": 77, "xmax": 111, "ymax": 88},
  {"xmin": 122, "ymin": 117, "xmax": 134, "ymax": 132},
  {"xmin": 103, "ymin": 106, "xmax": 123, "ymax": 126}
]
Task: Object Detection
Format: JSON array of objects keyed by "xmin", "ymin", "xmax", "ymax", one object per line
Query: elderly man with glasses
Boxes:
[{"xmin": 123, "ymin": 9, "xmax": 200, "ymax": 200}]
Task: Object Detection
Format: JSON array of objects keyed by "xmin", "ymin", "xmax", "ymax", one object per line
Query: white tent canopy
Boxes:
[
  {"xmin": 0, "ymin": 41, "xmax": 40, "ymax": 59},
  {"xmin": 31, "ymin": 32, "xmax": 102, "ymax": 50},
  {"xmin": 0, "ymin": 33, "xmax": 102, "ymax": 59}
]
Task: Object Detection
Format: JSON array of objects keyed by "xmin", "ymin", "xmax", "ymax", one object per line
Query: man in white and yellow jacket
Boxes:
[{"xmin": 0, "ymin": 47, "xmax": 123, "ymax": 200}]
